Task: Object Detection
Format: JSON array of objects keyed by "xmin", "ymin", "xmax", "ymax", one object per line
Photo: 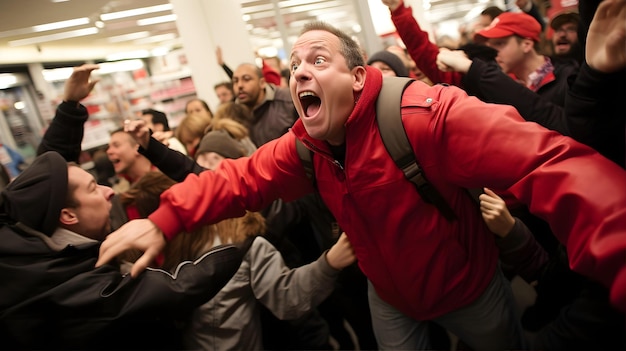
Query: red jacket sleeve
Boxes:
[
  {"xmin": 413, "ymin": 85, "xmax": 626, "ymax": 312},
  {"xmin": 390, "ymin": 1, "xmax": 463, "ymax": 86},
  {"xmin": 148, "ymin": 133, "xmax": 314, "ymax": 240},
  {"xmin": 262, "ymin": 60, "xmax": 282, "ymax": 86}
]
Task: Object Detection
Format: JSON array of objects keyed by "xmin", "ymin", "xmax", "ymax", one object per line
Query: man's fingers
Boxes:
[
  {"xmin": 130, "ymin": 253, "xmax": 154, "ymax": 278},
  {"xmin": 96, "ymin": 231, "xmax": 128, "ymax": 267}
]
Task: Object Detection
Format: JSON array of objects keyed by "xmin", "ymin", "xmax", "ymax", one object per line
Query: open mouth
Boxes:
[{"xmin": 299, "ymin": 91, "xmax": 321, "ymax": 117}]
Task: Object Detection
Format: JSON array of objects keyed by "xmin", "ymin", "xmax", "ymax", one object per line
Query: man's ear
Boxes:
[
  {"xmin": 521, "ymin": 39, "xmax": 535, "ymax": 53},
  {"xmin": 59, "ymin": 208, "xmax": 79, "ymax": 226},
  {"xmin": 352, "ymin": 66, "xmax": 367, "ymax": 92}
]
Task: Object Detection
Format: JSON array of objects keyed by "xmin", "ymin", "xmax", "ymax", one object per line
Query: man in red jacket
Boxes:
[{"xmin": 98, "ymin": 21, "xmax": 626, "ymax": 350}]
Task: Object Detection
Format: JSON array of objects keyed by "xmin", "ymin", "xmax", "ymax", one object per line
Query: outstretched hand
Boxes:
[
  {"xmin": 586, "ymin": 0, "xmax": 626, "ymax": 73},
  {"xmin": 96, "ymin": 219, "xmax": 166, "ymax": 277},
  {"xmin": 64, "ymin": 64, "xmax": 100, "ymax": 102}
]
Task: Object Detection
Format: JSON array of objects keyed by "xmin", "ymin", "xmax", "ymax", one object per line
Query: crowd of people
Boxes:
[{"xmin": 1, "ymin": 0, "xmax": 625, "ymax": 349}]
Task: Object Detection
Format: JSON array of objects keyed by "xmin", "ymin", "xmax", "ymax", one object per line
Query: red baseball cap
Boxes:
[{"xmin": 474, "ymin": 12, "xmax": 542, "ymax": 43}]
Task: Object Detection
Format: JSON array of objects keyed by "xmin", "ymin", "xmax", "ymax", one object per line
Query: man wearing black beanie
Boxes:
[
  {"xmin": 0, "ymin": 66, "xmax": 244, "ymax": 350},
  {"xmin": 367, "ymin": 50, "xmax": 409, "ymax": 77}
]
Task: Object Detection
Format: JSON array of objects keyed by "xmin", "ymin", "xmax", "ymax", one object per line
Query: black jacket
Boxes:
[
  {"xmin": 0, "ymin": 223, "xmax": 244, "ymax": 349},
  {"xmin": 565, "ymin": 62, "xmax": 626, "ymax": 168},
  {"xmin": 462, "ymin": 58, "xmax": 574, "ymax": 135}
]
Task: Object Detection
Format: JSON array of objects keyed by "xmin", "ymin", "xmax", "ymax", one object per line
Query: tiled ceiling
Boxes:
[{"xmin": 0, "ymin": 0, "xmax": 499, "ymax": 66}]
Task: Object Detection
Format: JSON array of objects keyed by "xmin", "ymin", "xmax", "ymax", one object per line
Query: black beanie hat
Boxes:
[
  {"xmin": 0, "ymin": 151, "xmax": 68, "ymax": 236},
  {"xmin": 195, "ymin": 130, "xmax": 245, "ymax": 160},
  {"xmin": 367, "ymin": 50, "xmax": 409, "ymax": 77}
]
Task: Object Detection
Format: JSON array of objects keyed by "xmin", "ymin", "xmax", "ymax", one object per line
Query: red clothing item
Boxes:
[
  {"xmin": 390, "ymin": 1, "xmax": 463, "ymax": 87},
  {"xmin": 150, "ymin": 67, "xmax": 626, "ymax": 317},
  {"xmin": 262, "ymin": 60, "xmax": 282, "ymax": 86}
]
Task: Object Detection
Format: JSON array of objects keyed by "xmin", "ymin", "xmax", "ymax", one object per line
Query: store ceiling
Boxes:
[{"xmin": 0, "ymin": 0, "xmax": 495, "ymax": 67}]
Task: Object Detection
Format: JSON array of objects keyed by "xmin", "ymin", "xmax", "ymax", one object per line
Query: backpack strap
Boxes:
[
  {"xmin": 295, "ymin": 138, "xmax": 315, "ymax": 185},
  {"xmin": 376, "ymin": 77, "xmax": 458, "ymax": 222}
]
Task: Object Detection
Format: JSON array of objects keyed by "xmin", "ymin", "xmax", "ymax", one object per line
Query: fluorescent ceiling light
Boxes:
[
  {"xmin": 137, "ymin": 14, "xmax": 177, "ymax": 26},
  {"xmin": 0, "ymin": 74, "xmax": 18, "ymax": 89},
  {"xmin": 100, "ymin": 4, "xmax": 173, "ymax": 21},
  {"xmin": 151, "ymin": 47, "xmax": 170, "ymax": 56},
  {"xmin": 42, "ymin": 67, "xmax": 74, "ymax": 82},
  {"xmin": 0, "ymin": 17, "xmax": 90, "ymax": 38},
  {"xmin": 9, "ymin": 27, "xmax": 98, "ymax": 46},
  {"xmin": 98, "ymin": 60, "xmax": 145, "ymax": 74},
  {"xmin": 133, "ymin": 33, "xmax": 176, "ymax": 45},
  {"xmin": 33, "ymin": 18, "xmax": 90, "ymax": 32},
  {"xmin": 108, "ymin": 31, "xmax": 150, "ymax": 43},
  {"xmin": 106, "ymin": 50, "xmax": 150, "ymax": 61}
]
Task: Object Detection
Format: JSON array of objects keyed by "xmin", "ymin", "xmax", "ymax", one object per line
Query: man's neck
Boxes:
[{"xmin": 514, "ymin": 53, "xmax": 546, "ymax": 85}]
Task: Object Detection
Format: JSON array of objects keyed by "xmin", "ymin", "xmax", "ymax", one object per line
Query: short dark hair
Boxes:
[
  {"xmin": 481, "ymin": 6, "xmax": 504, "ymax": 20},
  {"xmin": 65, "ymin": 162, "xmax": 81, "ymax": 208},
  {"xmin": 141, "ymin": 108, "xmax": 170, "ymax": 131},
  {"xmin": 299, "ymin": 21, "xmax": 365, "ymax": 69},
  {"xmin": 214, "ymin": 81, "xmax": 233, "ymax": 91}
]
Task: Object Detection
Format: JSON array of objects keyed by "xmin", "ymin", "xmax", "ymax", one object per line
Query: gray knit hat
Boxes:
[
  {"xmin": 367, "ymin": 50, "xmax": 409, "ymax": 77},
  {"xmin": 0, "ymin": 151, "xmax": 68, "ymax": 236},
  {"xmin": 195, "ymin": 130, "xmax": 245, "ymax": 160}
]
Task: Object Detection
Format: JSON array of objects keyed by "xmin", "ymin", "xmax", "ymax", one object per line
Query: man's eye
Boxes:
[
  {"xmin": 314, "ymin": 57, "xmax": 324, "ymax": 65},
  {"xmin": 291, "ymin": 63, "xmax": 298, "ymax": 72}
]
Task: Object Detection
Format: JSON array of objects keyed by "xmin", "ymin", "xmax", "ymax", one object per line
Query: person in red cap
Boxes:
[{"xmin": 469, "ymin": 11, "xmax": 578, "ymax": 105}]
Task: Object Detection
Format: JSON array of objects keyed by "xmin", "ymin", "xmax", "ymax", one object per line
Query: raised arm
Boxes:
[
  {"xmin": 383, "ymin": 0, "xmax": 464, "ymax": 86},
  {"xmin": 37, "ymin": 64, "xmax": 100, "ymax": 161},
  {"xmin": 565, "ymin": 0, "xmax": 626, "ymax": 167},
  {"xmin": 124, "ymin": 119, "xmax": 205, "ymax": 181}
]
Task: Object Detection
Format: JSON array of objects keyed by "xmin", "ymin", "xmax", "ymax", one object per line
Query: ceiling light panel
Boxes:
[
  {"xmin": 9, "ymin": 27, "xmax": 99, "ymax": 46},
  {"xmin": 137, "ymin": 14, "xmax": 177, "ymax": 26},
  {"xmin": 100, "ymin": 4, "xmax": 174, "ymax": 21}
]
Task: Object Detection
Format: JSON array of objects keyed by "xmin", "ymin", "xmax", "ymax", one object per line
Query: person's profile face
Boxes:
[
  {"xmin": 485, "ymin": 36, "xmax": 524, "ymax": 74},
  {"xmin": 65, "ymin": 166, "xmax": 113, "ymax": 241}
]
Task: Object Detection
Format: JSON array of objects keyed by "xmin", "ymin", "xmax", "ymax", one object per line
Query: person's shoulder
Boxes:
[
  {"xmin": 550, "ymin": 56, "xmax": 580, "ymax": 74},
  {"xmin": 273, "ymin": 87, "xmax": 294, "ymax": 102}
]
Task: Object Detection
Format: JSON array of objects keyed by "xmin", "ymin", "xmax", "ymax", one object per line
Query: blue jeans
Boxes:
[{"xmin": 368, "ymin": 266, "xmax": 527, "ymax": 351}]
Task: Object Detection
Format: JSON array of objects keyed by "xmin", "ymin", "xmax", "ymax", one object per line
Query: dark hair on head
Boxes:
[
  {"xmin": 481, "ymin": 6, "xmax": 504, "ymax": 20},
  {"xmin": 236, "ymin": 63, "xmax": 264, "ymax": 79},
  {"xmin": 300, "ymin": 21, "xmax": 365, "ymax": 69},
  {"xmin": 185, "ymin": 98, "xmax": 213, "ymax": 117},
  {"xmin": 141, "ymin": 108, "xmax": 170, "ymax": 131},
  {"xmin": 214, "ymin": 81, "xmax": 233, "ymax": 91},
  {"xmin": 109, "ymin": 127, "xmax": 137, "ymax": 145},
  {"xmin": 65, "ymin": 162, "xmax": 81, "ymax": 208}
]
